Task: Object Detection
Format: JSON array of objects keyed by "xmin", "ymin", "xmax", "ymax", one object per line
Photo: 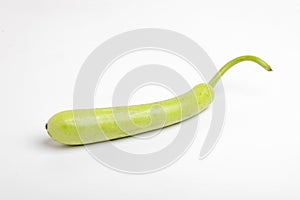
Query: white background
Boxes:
[{"xmin": 1, "ymin": 0, "xmax": 300, "ymax": 199}]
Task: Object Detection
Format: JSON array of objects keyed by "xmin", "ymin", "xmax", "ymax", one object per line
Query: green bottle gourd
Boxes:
[{"xmin": 46, "ymin": 55, "xmax": 272, "ymax": 145}]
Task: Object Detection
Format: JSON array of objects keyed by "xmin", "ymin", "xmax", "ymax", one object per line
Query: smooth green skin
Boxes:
[{"xmin": 46, "ymin": 55, "xmax": 272, "ymax": 145}]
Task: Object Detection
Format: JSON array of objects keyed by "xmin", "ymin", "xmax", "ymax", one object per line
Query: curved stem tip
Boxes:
[{"xmin": 209, "ymin": 55, "xmax": 272, "ymax": 88}]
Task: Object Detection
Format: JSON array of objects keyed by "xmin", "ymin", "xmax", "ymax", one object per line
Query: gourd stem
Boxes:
[{"xmin": 209, "ymin": 55, "xmax": 272, "ymax": 88}]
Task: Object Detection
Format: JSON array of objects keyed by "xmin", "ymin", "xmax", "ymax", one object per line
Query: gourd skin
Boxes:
[
  {"xmin": 46, "ymin": 84, "xmax": 214, "ymax": 145},
  {"xmin": 46, "ymin": 55, "xmax": 272, "ymax": 145}
]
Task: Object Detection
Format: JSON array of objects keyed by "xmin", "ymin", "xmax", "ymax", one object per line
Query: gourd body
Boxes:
[{"xmin": 46, "ymin": 84, "xmax": 214, "ymax": 145}]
